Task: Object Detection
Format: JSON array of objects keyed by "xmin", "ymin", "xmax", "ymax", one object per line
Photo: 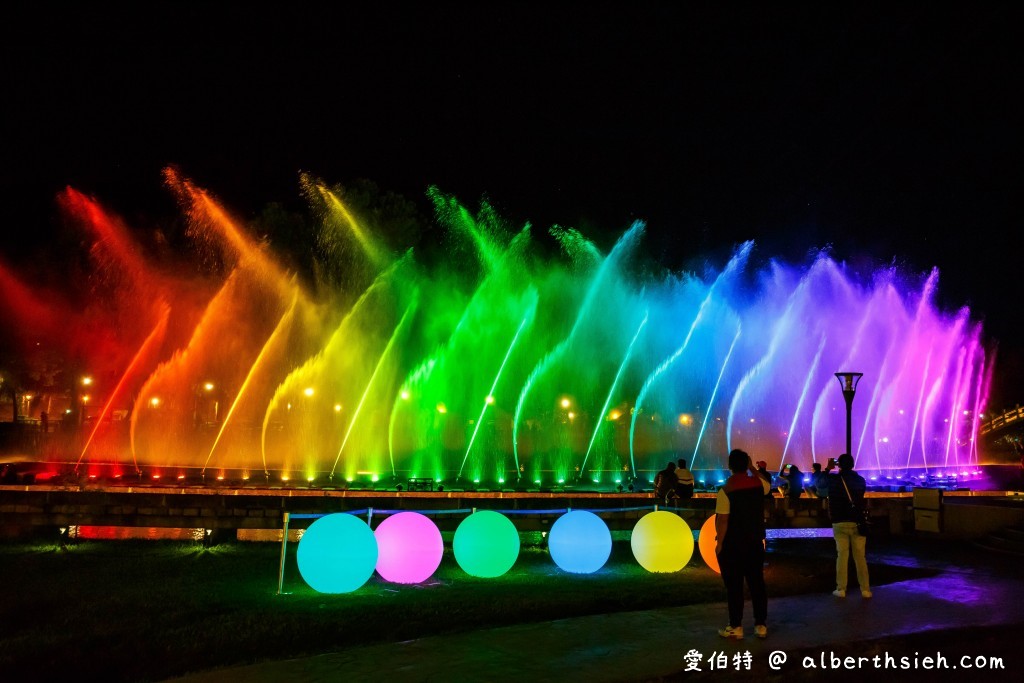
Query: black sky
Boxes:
[{"xmin": 3, "ymin": 3, "xmax": 1023, "ymax": 406}]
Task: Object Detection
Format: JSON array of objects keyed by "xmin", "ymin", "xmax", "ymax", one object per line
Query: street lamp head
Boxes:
[{"xmin": 835, "ymin": 372, "xmax": 864, "ymax": 395}]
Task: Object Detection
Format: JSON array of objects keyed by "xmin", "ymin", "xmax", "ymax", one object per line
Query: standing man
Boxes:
[
  {"xmin": 715, "ymin": 448, "xmax": 771, "ymax": 639},
  {"xmin": 825, "ymin": 453, "xmax": 871, "ymax": 598}
]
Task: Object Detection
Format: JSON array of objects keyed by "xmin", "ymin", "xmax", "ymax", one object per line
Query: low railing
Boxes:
[{"xmin": 980, "ymin": 406, "xmax": 1024, "ymax": 435}]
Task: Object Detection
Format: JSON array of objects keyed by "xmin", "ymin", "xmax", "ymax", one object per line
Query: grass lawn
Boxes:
[{"xmin": 0, "ymin": 533, "xmax": 937, "ymax": 682}]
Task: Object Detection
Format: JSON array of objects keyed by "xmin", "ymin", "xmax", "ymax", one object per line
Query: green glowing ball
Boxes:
[
  {"xmin": 630, "ymin": 510, "xmax": 694, "ymax": 573},
  {"xmin": 297, "ymin": 513, "xmax": 378, "ymax": 593},
  {"xmin": 453, "ymin": 510, "xmax": 520, "ymax": 578}
]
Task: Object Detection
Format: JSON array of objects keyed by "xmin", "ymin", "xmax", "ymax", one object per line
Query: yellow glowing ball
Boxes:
[
  {"xmin": 698, "ymin": 514, "xmax": 721, "ymax": 573},
  {"xmin": 630, "ymin": 511, "xmax": 694, "ymax": 573}
]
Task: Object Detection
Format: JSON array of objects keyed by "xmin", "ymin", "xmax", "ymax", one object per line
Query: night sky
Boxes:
[{"xmin": 3, "ymin": 3, "xmax": 1023, "ymax": 407}]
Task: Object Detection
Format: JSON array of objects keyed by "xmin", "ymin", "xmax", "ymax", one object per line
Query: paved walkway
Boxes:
[{"xmin": 168, "ymin": 540, "xmax": 1024, "ymax": 682}]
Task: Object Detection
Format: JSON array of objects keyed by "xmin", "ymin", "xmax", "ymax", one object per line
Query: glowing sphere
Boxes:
[
  {"xmin": 374, "ymin": 511, "xmax": 443, "ymax": 584},
  {"xmin": 698, "ymin": 514, "xmax": 721, "ymax": 573},
  {"xmin": 631, "ymin": 511, "xmax": 694, "ymax": 573},
  {"xmin": 297, "ymin": 513, "xmax": 378, "ymax": 593},
  {"xmin": 453, "ymin": 510, "xmax": 520, "ymax": 577},
  {"xmin": 698, "ymin": 514, "xmax": 766, "ymax": 572},
  {"xmin": 548, "ymin": 510, "xmax": 612, "ymax": 574}
]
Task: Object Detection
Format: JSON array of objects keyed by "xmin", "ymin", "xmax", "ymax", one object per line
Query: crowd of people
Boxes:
[{"xmin": 652, "ymin": 450, "xmax": 871, "ymax": 640}]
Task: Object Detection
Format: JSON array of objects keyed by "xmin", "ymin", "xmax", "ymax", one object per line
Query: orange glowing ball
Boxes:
[
  {"xmin": 698, "ymin": 515, "xmax": 721, "ymax": 573},
  {"xmin": 698, "ymin": 514, "xmax": 766, "ymax": 574}
]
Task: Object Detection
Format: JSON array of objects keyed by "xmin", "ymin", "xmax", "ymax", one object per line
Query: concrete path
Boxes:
[{"xmin": 168, "ymin": 542, "xmax": 1024, "ymax": 683}]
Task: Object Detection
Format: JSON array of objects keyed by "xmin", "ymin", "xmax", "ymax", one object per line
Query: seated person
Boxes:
[
  {"xmin": 675, "ymin": 458, "xmax": 695, "ymax": 502},
  {"xmin": 778, "ymin": 464, "xmax": 804, "ymax": 500},
  {"xmin": 808, "ymin": 462, "xmax": 829, "ymax": 498},
  {"xmin": 653, "ymin": 461, "xmax": 679, "ymax": 505}
]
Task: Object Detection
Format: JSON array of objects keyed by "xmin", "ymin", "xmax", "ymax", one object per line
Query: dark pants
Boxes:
[{"xmin": 718, "ymin": 540, "xmax": 767, "ymax": 627}]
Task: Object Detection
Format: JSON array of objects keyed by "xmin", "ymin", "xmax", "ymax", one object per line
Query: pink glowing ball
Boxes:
[{"xmin": 373, "ymin": 511, "xmax": 444, "ymax": 584}]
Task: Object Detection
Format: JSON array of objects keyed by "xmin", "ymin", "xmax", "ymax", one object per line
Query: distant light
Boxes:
[
  {"xmin": 304, "ymin": 387, "xmax": 314, "ymax": 397},
  {"xmin": 307, "ymin": 476, "xmax": 315, "ymax": 482},
  {"xmin": 498, "ymin": 478, "xmax": 505, "ymax": 484},
  {"xmin": 25, "ymin": 395, "xmax": 34, "ymax": 401},
  {"xmin": 881, "ymin": 437, "xmax": 889, "ymax": 443},
  {"xmin": 82, "ymin": 377, "xmax": 93, "ymax": 386},
  {"xmin": 371, "ymin": 474, "xmax": 379, "ymax": 482},
  {"xmin": 473, "ymin": 478, "xmax": 480, "ymax": 484},
  {"xmin": 749, "ymin": 418, "xmax": 755, "ymax": 423},
  {"xmin": 485, "ymin": 395, "xmax": 495, "ymax": 405},
  {"xmin": 152, "ymin": 474, "xmax": 160, "ymax": 480},
  {"xmin": 678, "ymin": 414, "xmax": 692, "ymax": 426},
  {"xmin": 568, "ymin": 412, "xmax": 575, "ymax": 419},
  {"xmin": 899, "ymin": 409, "xmax": 905, "ymax": 415},
  {"xmin": 436, "ymin": 403, "xmax": 447, "ymax": 414},
  {"xmin": 558, "ymin": 478, "xmax": 565, "ymax": 484},
  {"xmin": 963, "ymin": 410, "xmax": 969, "ymax": 415},
  {"xmin": 609, "ymin": 410, "xmax": 621, "ymax": 421},
  {"xmin": 65, "ymin": 409, "xmax": 72, "ymax": 414},
  {"xmin": 592, "ymin": 478, "xmax": 599, "ymax": 483},
  {"xmin": 149, "ymin": 397, "xmax": 160, "ymax": 407},
  {"xmin": 281, "ymin": 475, "xmax": 290, "ymax": 481},
  {"xmin": 216, "ymin": 475, "xmax": 224, "ymax": 481},
  {"xmin": 178, "ymin": 474, "xmax": 186, "ymax": 480},
  {"xmin": 334, "ymin": 404, "xmax": 342, "ymax": 412},
  {"xmin": 560, "ymin": 398, "xmax": 571, "ymax": 408},
  {"xmin": 81, "ymin": 395, "xmax": 90, "ymax": 403},
  {"xmin": 534, "ymin": 479, "xmax": 541, "ymax": 484},
  {"xmin": 400, "ymin": 390, "xmax": 410, "ymax": 401},
  {"xmin": 204, "ymin": 382, "xmax": 214, "ymax": 391}
]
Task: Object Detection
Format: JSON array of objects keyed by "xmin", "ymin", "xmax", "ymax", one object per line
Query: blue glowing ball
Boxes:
[
  {"xmin": 548, "ymin": 510, "xmax": 612, "ymax": 574},
  {"xmin": 297, "ymin": 513, "xmax": 378, "ymax": 593}
]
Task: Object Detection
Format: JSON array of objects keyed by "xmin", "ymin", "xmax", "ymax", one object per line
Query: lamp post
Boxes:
[{"xmin": 834, "ymin": 372, "xmax": 863, "ymax": 457}]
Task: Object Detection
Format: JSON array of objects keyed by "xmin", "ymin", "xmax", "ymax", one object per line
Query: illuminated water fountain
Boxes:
[{"xmin": 0, "ymin": 170, "xmax": 991, "ymax": 489}]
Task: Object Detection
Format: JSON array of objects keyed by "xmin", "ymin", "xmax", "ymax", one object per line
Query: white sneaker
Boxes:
[
  {"xmin": 718, "ymin": 625, "xmax": 744, "ymax": 639},
  {"xmin": 754, "ymin": 625, "xmax": 768, "ymax": 639},
  {"xmin": 832, "ymin": 589, "xmax": 846, "ymax": 598},
  {"xmin": 861, "ymin": 590, "xmax": 873, "ymax": 598}
]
